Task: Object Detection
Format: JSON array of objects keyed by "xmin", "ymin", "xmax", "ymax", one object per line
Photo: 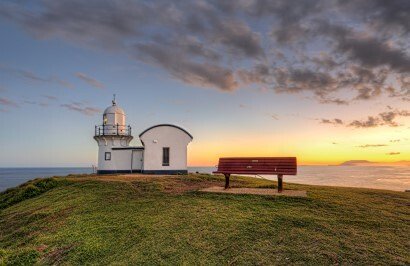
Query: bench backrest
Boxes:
[{"xmin": 215, "ymin": 157, "xmax": 297, "ymax": 175}]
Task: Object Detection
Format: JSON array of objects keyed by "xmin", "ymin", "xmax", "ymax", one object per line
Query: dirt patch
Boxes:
[
  {"xmin": 200, "ymin": 186, "xmax": 307, "ymax": 197},
  {"xmin": 43, "ymin": 244, "xmax": 75, "ymax": 265},
  {"xmin": 36, "ymin": 244, "xmax": 48, "ymax": 252},
  {"xmin": 161, "ymin": 179, "xmax": 219, "ymax": 194},
  {"xmin": 84, "ymin": 174, "xmax": 225, "ymax": 194}
]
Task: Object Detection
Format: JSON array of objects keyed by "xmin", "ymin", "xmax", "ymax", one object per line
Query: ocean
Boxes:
[{"xmin": 1, "ymin": 166, "xmax": 409, "ymax": 192}]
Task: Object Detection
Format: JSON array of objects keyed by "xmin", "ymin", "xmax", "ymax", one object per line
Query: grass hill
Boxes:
[{"xmin": 1, "ymin": 174, "xmax": 409, "ymax": 265}]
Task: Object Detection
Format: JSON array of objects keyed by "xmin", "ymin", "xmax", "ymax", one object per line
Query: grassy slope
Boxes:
[{"xmin": 0, "ymin": 174, "xmax": 409, "ymax": 265}]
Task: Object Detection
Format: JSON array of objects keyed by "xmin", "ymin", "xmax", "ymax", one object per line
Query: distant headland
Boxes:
[{"xmin": 338, "ymin": 160, "xmax": 410, "ymax": 166}]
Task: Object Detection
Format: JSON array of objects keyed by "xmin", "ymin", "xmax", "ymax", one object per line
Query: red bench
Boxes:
[{"xmin": 213, "ymin": 157, "xmax": 297, "ymax": 192}]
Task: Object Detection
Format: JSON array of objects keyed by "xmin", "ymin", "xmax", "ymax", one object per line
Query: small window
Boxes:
[
  {"xmin": 162, "ymin": 147, "xmax": 170, "ymax": 166},
  {"xmin": 103, "ymin": 114, "xmax": 107, "ymax": 125},
  {"xmin": 105, "ymin": 152, "xmax": 111, "ymax": 161}
]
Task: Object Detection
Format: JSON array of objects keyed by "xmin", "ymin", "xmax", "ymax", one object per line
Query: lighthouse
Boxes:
[
  {"xmin": 94, "ymin": 96, "xmax": 137, "ymax": 174},
  {"xmin": 94, "ymin": 96, "xmax": 193, "ymax": 174}
]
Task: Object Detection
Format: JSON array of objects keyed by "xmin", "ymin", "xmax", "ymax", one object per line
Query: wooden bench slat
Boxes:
[
  {"xmin": 213, "ymin": 157, "xmax": 298, "ymax": 191},
  {"xmin": 220, "ymin": 157, "xmax": 296, "ymax": 160},
  {"xmin": 217, "ymin": 164, "xmax": 296, "ymax": 168},
  {"xmin": 214, "ymin": 172, "xmax": 296, "ymax": 175},
  {"xmin": 219, "ymin": 159, "xmax": 295, "ymax": 162},
  {"xmin": 217, "ymin": 166, "xmax": 296, "ymax": 170}
]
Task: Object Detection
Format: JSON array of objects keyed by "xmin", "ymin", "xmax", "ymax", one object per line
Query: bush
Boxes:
[{"xmin": 0, "ymin": 178, "xmax": 69, "ymax": 210}]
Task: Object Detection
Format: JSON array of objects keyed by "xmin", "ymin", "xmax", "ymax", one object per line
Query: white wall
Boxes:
[
  {"xmin": 95, "ymin": 136, "xmax": 142, "ymax": 171},
  {"xmin": 140, "ymin": 126, "xmax": 192, "ymax": 171}
]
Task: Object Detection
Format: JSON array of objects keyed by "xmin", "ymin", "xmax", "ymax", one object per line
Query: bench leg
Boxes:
[
  {"xmin": 224, "ymin": 174, "xmax": 231, "ymax": 189},
  {"xmin": 277, "ymin": 174, "xmax": 283, "ymax": 193}
]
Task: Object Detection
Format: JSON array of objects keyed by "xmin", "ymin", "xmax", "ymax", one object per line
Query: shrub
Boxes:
[{"xmin": 0, "ymin": 178, "xmax": 69, "ymax": 210}]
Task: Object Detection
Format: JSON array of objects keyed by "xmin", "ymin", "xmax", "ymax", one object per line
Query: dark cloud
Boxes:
[
  {"xmin": 320, "ymin": 23, "xmax": 410, "ymax": 73},
  {"xmin": 338, "ymin": 0, "xmax": 410, "ymax": 34},
  {"xmin": 212, "ymin": 20, "xmax": 264, "ymax": 58},
  {"xmin": 349, "ymin": 116, "xmax": 380, "ymax": 128},
  {"xmin": 61, "ymin": 102, "xmax": 101, "ymax": 116},
  {"xmin": 136, "ymin": 43, "xmax": 237, "ymax": 91},
  {"xmin": 388, "ymin": 74, "xmax": 410, "ymax": 101},
  {"xmin": 348, "ymin": 109, "xmax": 410, "ymax": 128},
  {"xmin": 0, "ymin": 0, "xmax": 409, "ymax": 102},
  {"xmin": 75, "ymin": 72, "xmax": 104, "ymax": 89},
  {"xmin": 320, "ymin": 108, "xmax": 410, "ymax": 128},
  {"xmin": 238, "ymin": 64, "xmax": 271, "ymax": 85},
  {"xmin": 357, "ymin": 144, "xmax": 387, "ymax": 148},
  {"xmin": 274, "ymin": 68, "xmax": 337, "ymax": 98}
]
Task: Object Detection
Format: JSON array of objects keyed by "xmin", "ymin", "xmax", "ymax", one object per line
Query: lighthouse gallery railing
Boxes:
[{"xmin": 94, "ymin": 124, "xmax": 132, "ymax": 136}]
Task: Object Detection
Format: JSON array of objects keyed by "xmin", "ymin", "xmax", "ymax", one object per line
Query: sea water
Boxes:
[
  {"xmin": 190, "ymin": 166, "xmax": 410, "ymax": 192},
  {"xmin": 0, "ymin": 166, "xmax": 409, "ymax": 192},
  {"xmin": 0, "ymin": 168, "xmax": 93, "ymax": 191}
]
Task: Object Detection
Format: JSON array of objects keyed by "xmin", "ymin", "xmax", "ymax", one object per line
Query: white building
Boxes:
[{"xmin": 94, "ymin": 98, "xmax": 193, "ymax": 174}]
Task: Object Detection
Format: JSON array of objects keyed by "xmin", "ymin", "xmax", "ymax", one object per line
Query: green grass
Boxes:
[{"xmin": 0, "ymin": 174, "xmax": 409, "ymax": 265}]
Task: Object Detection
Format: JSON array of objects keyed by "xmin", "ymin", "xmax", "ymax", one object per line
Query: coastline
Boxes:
[{"xmin": 1, "ymin": 165, "xmax": 409, "ymax": 192}]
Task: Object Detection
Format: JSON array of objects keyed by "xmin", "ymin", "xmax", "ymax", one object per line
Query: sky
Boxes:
[{"xmin": 0, "ymin": 0, "xmax": 409, "ymax": 167}]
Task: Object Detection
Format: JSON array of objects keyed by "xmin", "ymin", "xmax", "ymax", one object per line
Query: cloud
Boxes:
[
  {"xmin": 326, "ymin": 108, "xmax": 410, "ymax": 128},
  {"xmin": 136, "ymin": 43, "xmax": 237, "ymax": 91},
  {"xmin": 319, "ymin": 98, "xmax": 349, "ymax": 105},
  {"xmin": 320, "ymin": 22, "xmax": 410, "ymax": 73},
  {"xmin": 75, "ymin": 72, "xmax": 104, "ymax": 89},
  {"xmin": 274, "ymin": 68, "xmax": 337, "ymax": 96},
  {"xmin": 354, "ymin": 87, "xmax": 382, "ymax": 100},
  {"xmin": 320, "ymin": 118, "xmax": 343, "ymax": 125},
  {"xmin": 357, "ymin": 144, "xmax": 387, "ymax": 148},
  {"xmin": 349, "ymin": 116, "xmax": 381, "ymax": 128},
  {"xmin": 0, "ymin": 97, "xmax": 19, "ymax": 108},
  {"xmin": 386, "ymin": 152, "xmax": 400, "ymax": 155},
  {"xmin": 211, "ymin": 19, "xmax": 264, "ymax": 58},
  {"xmin": 390, "ymin": 139, "xmax": 400, "ymax": 143},
  {"xmin": 61, "ymin": 102, "xmax": 101, "ymax": 116},
  {"xmin": 0, "ymin": 64, "xmax": 73, "ymax": 89},
  {"xmin": 42, "ymin": 95, "xmax": 58, "ymax": 100},
  {"xmin": 0, "ymin": 0, "xmax": 409, "ymax": 102}
]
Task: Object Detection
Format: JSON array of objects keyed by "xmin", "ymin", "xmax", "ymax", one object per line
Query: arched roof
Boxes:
[{"xmin": 139, "ymin": 124, "xmax": 193, "ymax": 139}]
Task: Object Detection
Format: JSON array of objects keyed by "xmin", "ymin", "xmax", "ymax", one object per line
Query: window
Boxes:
[
  {"xmin": 162, "ymin": 147, "xmax": 170, "ymax": 166},
  {"xmin": 105, "ymin": 152, "xmax": 111, "ymax": 161},
  {"xmin": 103, "ymin": 114, "xmax": 107, "ymax": 125}
]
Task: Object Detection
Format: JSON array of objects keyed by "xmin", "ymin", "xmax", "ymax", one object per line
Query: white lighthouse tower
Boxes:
[{"xmin": 94, "ymin": 96, "xmax": 134, "ymax": 174}]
